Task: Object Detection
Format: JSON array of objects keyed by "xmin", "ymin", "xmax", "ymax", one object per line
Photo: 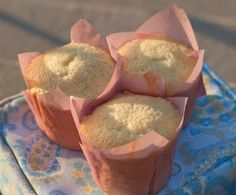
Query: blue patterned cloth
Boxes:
[{"xmin": 0, "ymin": 64, "xmax": 236, "ymax": 195}]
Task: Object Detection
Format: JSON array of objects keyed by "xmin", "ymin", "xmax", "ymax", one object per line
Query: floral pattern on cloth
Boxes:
[{"xmin": 0, "ymin": 64, "xmax": 236, "ymax": 195}]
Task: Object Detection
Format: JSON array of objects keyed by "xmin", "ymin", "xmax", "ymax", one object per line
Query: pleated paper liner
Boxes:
[{"xmin": 71, "ymin": 93, "xmax": 187, "ymax": 194}]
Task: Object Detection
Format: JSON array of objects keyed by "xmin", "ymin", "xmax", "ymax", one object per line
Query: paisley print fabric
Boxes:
[{"xmin": 1, "ymin": 64, "xmax": 236, "ymax": 195}]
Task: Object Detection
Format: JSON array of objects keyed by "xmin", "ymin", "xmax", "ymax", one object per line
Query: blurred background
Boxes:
[{"xmin": 0, "ymin": 0, "xmax": 236, "ymax": 100}]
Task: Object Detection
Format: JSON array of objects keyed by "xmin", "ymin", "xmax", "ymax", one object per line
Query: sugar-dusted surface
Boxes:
[
  {"xmin": 119, "ymin": 38, "xmax": 196, "ymax": 95},
  {"xmin": 27, "ymin": 43, "xmax": 114, "ymax": 99},
  {"xmin": 80, "ymin": 93, "xmax": 181, "ymax": 149}
]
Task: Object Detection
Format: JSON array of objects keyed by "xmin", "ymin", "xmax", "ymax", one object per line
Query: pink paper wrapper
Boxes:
[
  {"xmin": 71, "ymin": 94, "xmax": 188, "ymax": 195},
  {"xmin": 18, "ymin": 19, "xmax": 120, "ymax": 150},
  {"xmin": 107, "ymin": 5, "xmax": 206, "ymax": 125}
]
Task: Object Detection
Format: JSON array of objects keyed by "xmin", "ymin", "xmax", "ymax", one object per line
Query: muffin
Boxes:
[
  {"xmin": 107, "ymin": 5, "xmax": 205, "ymax": 125},
  {"xmin": 26, "ymin": 42, "xmax": 115, "ymax": 99},
  {"xmin": 118, "ymin": 38, "xmax": 197, "ymax": 96},
  {"xmin": 71, "ymin": 92, "xmax": 186, "ymax": 195},
  {"xmin": 80, "ymin": 93, "xmax": 181, "ymax": 149},
  {"xmin": 19, "ymin": 19, "xmax": 117, "ymax": 150}
]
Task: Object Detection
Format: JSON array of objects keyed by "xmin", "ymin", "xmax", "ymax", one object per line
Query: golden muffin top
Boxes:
[
  {"xmin": 118, "ymin": 38, "xmax": 196, "ymax": 95},
  {"xmin": 26, "ymin": 43, "xmax": 115, "ymax": 99},
  {"xmin": 80, "ymin": 93, "xmax": 181, "ymax": 149}
]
